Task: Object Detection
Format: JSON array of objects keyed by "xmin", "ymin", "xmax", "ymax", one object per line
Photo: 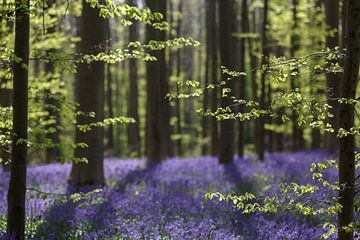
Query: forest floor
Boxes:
[{"xmin": 0, "ymin": 151, "xmax": 338, "ymax": 239}]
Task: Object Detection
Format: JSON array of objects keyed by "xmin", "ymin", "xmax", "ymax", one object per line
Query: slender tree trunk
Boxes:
[
  {"xmin": 218, "ymin": 0, "xmax": 235, "ymax": 164},
  {"xmin": 202, "ymin": 1, "xmax": 212, "ymax": 156},
  {"xmin": 145, "ymin": 0, "xmax": 169, "ymax": 164},
  {"xmin": 324, "ymin": 0, "xmax": 341, "ymax": 153},
  {"xmin": 290, "ymin": 0, "xmax": 304, "ymax": 152},
  {"xmin": 237, "ymin": 0, "xmax": 248, "ymax": 158},
  {"xmin": 208, "ymin": 0, "xmax": 218, "ymax": 157},
  {"xmin": 175, "ymin": 1, "xmax": 183, "ymax": 157},
  {"xmin": 106, "ymin": 62, "xmax": 114, "ymax": 152},
  {"xmin": 310, "ymin": 0, "xmax": 323, "ymax": 150},
  {"xmin": 7, "ymin": 0, "xmax": 30, "ymax": 237},
  {"xmin": 247, "ymin": 5, "xmax": 260, "ymax": 155},
  {"xmin": 338, "ymin": 1, "xmax": 360, "ymax": 239},
  {"xmin": 69, "ymin": 0, "xmax": 106, "ymax": 186},
  {"xmin": 127, "ymin": 0, "xmax": 141, "ymax": 158},
  {"xmin": 105, "ymin": 19, "xmax": 114, "ymax": 155},
  {"xmin": 44, "ymin": 0, "xmax": 61, "ymax": 163},
  {"xmin": 257, "ymin": 0, "xmax": 269, "ymax": 161}
]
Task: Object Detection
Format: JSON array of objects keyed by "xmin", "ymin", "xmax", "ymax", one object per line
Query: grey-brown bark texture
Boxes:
[
  {"xmin": 206, "ymin": 0, "xmax": 219, "ymax": 157},
  {"xmin": 257, "ymin": 0, "xmax": 269, "ymax": 161},
  {"xmin": 44, "ymin": 0, "xmax": 61, "ymax": 163},
  {"xmin": 338, "ymin": 1, "xmax": 360, "ymax": 239},
  {"xmin": 106, "ymin": 19, "xmax": 114, "ymax": 154},
  {"xmin": 218, "ymin": 0, "xmax": 235, "ymax": 164},
  {"xmin": 145, "ymin": 0, "xmax": 170, "ymax": 164},
  {"xmin": 7, "ymin": 0, "xmax": 30, "ymax": 237},
  {"xmin": 175, "ymin": 1, "xmax": 183, "ymax": 157},
  {"xmin": 70, "ymin": 0, "xmax": 106, "ymax": 186},
  {"xmin": 127, "ymin": 0, "xmax": 141, "ymax": 157},
  {"xmin": 324, "ymin": 0, "xmax": 341, "ymax": 153},
  {"xmin": 237, "ymin": 0, "xmax": 247, "ymax": 158},
  {"xmin": 290, "ymin": 0, "xmax": 304, "ymax": 152}
]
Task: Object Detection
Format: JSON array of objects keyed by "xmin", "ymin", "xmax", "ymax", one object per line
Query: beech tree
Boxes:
[
  {"xmin": 145, "ymin": 0, "xmax": 170, "ymax": 164},
  {"xmin": 127, "ymin": 0, "xmax": 141, "ymax": 158},
  {"xmin": 324, "ymin": 0, "xmax": 341, "ymax": 152},
  {"xmin": 257, "ymin": 0, "xmax": 269, "ymax": 161},
  {"xmin": 6, "ymin": 0, "xmax": 30, "ymax": 237},
  {"xmin": 218, "ymin": 0, "xmax": 235, "ymax": 164},
  {"xmin": 338, "ymin": 0, "xmax": 360, "ymax": 239},
  {"xmin": 69, "ymin": 0, "xmax": 107, "ymax": 186},
  {"xmin": 206, "ymin": 0, "xmax": 219, "ymax": 157}
]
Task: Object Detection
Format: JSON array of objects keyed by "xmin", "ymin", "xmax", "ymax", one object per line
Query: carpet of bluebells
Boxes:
[{"xmin": 0, "ymin": 151, "xmax": 340, "ymax": 239}]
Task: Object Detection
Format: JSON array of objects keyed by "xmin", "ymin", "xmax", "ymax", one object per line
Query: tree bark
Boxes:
[
  {"xmin": 175, "ymin": 1, "xmax": 183, "ymax": 157},
  {"xmin": 237, "ymin": 0, "xmax": 248, "ymax": 158},
  {"xmin": 257, "ymin": 0, "xmax": 269, "ymax": 161},
  {"xmin": 145, "ymin": 0, "xmax": 170, "ymax": 164},
  {"xmin": 44, "ymin": 0, "xmax": 61, "ymax": 163},
  {"xmin": 202, "ymin": 0, "xmax": 211, "ymax": 156},
  {"xmin": 290, "ymin": 0, "xmax": 304, "ymax": 152},
  {"xmin": 7, "ymin": 0, "xmax": 30, "ymax": 237},
  {"xmin": 218, "ymin": 0, "xmax": 235, "ymax": 164},
  {"xmin": 127, "ymin": 0, "xmax": 141, "ymax": 158},
  {"xmin": 324, "ymin": 0, "xmax": 341, "ymax": 153},
  {"xmin": 69, "ymin": 0, "xmax": 106, "ymax": 186},
  {"xmin": 105, "ymin": 19, "xmax": 114, "ymax": 155},
  {"xmin": 338, "ymin": 1, "xmax": 360, "ymax": 239},
  {"xmin": 207, "ymin": 0, "xmax": 219, "ymax": 157}
]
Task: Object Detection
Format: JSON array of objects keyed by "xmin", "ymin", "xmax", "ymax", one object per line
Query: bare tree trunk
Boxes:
[
  {"xmin": 324, "ymin": 0, "xmax": 341, "ymax": 153},
  {"xmin": 218, "ymin": 0, "xmax": 235, "ymax": 164},
  {"xmin": 258, "ymin": 0, "xmax": 269, "ymax": 161},
  {"xmin": 310, "ymin": 0, "xmax": 323, "ymax": 150},
  {"xmin": 247, "ymin": 5, "xmax": 260, "ymax": 155},
  {"xmin": 105, "ymin": 19, "xmax": 114, "ymax": 155},
  {"xmin": 338, "ymin": 1, "xmax": 360, "ymax": 239},
  {"xmin": 69, "ymin": 0, "xmax": 106, "ymax": 186},
  {"xmin": 237, "ymin": 0, "xmax": 248, "ymax": 158},
  {"xmin": 208, "ymin": 0, "xmax": 219, "ymax": 157},
  {"xmin": 7, "ymin": 0, "xmax": 30, "ymax": 237},
  {"xmin": 45, "ymin": 0, "xmax": 61, "ymax": 163},
  {"xmin": 145, "ymin": 0, "xmax": 169, "ymax": 164},
  {"xmin": 202, "ymin": 0, "xmax": 211, "ymax": 156},
  {"xmin": 175, "ymin": 1, "xmax": 183, "ymax": 157},
  {"xmin": 290, "ymin": 0, "xmax": 304, "ymax": 152},
  {"xmin": 127, "ymin": 0, "xmax": 141, "ymax": 158}
]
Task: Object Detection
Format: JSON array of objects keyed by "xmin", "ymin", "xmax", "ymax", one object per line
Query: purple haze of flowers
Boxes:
[{"xmin": 0, "ymin": 151, "xmax": 340, "ymax": 239}]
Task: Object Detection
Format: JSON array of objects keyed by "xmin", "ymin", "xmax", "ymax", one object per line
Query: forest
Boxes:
[{"xmin": 0, "ymin": 0, "xmax": 360, "ymax": 239}]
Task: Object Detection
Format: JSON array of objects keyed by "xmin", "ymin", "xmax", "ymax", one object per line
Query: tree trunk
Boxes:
[
  {"xmin": 338, "ymin": 1, "xmax": 360, "ymax": 239},
  {"xmin": 202, "ymin": 0, "xmax": 211, "ymax": 156},
  {"xmin": 324, "ymin": 0, "xmax": 341, "ymax": 153},
  {"xmin": 218, "ymin": 0, "xmax": 235, "ymax": 164},
  {"xmin": 145, "ymin": 0, "xmax": 170, "ymax": 164},
  {"xmin": 208, "ymin": 0, "xmax": 218, "ymax": 157},
  {"xmin": 127, "ymin": 0, "xmax": 141, "ymax": 158},
  {"xmin": 290, "ymin": 0, "xmax": 304, "ymax": 152},
  {"xmin": 69, "ymin": 0, "xmax": 106, "ymax": 186},
  {"xmin": 247, "ymin": 5, "xmax": 260, "ymax": 155},
  {"xmin": 257, "ymin": 0, "xmax": 269, "ymax": 161},
  {"xmin": 175, "ymin": 1, "xmax": 183, "ymax": 157},
  {"xmin": 7, "ymin": 0, "xmax": 30, "ymax": 237},
  {"xmin": 44, "ymin": 0, "xmax": 61, "ymax": 163},
  {"xmin": 105, "ymin": 18, "xmax": 114, "ymax": 155},
  {"xmin": 237, "ymin": 0, "xmax": 248, "ymax": 158}
]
